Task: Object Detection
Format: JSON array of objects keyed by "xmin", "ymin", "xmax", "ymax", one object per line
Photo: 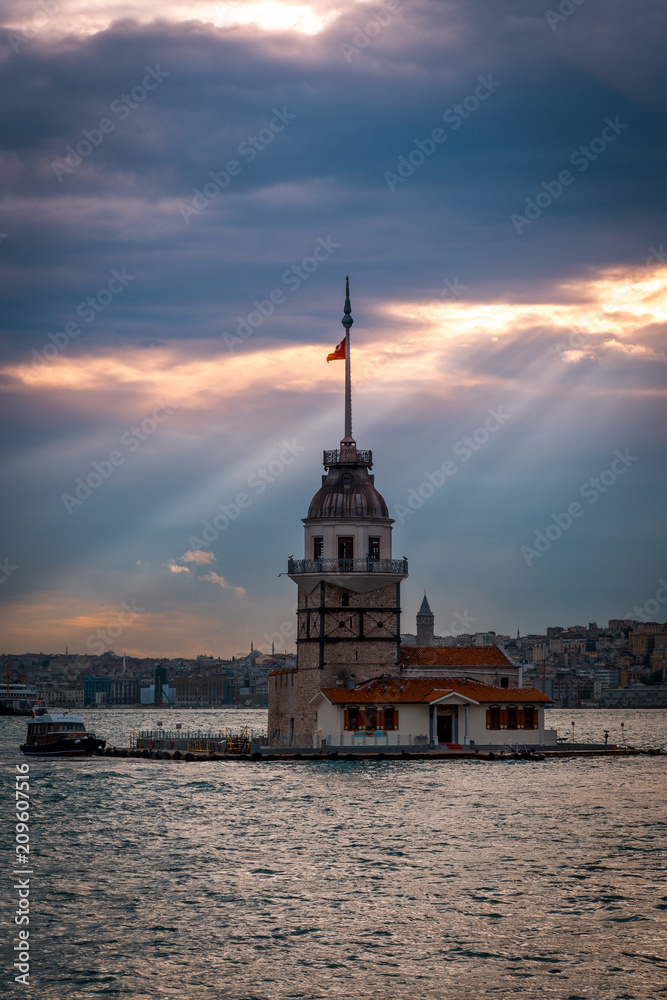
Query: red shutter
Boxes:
[
  {"xmin": 344, "ymin": 709, "xmax": 350, "ymax": 731},
  {"xmin": 517, "ymin": 708, "xmax": 525, "ymax": 729},
  {"xmin": 394, "ymin": 709, "xmax": 398, "ymax": 731},
  {"xmin": 377, "ymin": 709, "xmax": 384, "ymax": 730},
  {"xmin": 358, "ymin": 710, "xmax": 366, "ymax": 730},
  {"xmin": 486, "ymin": 708, "xmax": 491, "ymax": 729},
  {"xmin": 500, "ymin": 709, "xmax": 508, "ymax": 729}
]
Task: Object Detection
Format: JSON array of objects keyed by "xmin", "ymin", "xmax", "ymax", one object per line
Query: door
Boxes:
[
  {"xmin": 338, "ymin": 537, "xmax": 354, "ymax": 565},
  {"xmin": 437, "ymin": 714, "xmax": 452, "ymax": 743}
]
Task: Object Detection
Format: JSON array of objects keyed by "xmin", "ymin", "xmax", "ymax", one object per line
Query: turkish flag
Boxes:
[{"xmin": 327, "ymin": 338, "xmax": 346, "ymax": 362}]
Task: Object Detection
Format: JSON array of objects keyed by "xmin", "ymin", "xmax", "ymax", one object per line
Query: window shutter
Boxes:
[
  {"xmin": 358, "ymin": 710, "xmax": 366, "ymax": 730},
  {"xmin": 500, "ymin": 708, "xmax": 508, "ymax": 729},
  {"xmin": 394, "ymin": 709, "xmax": 398, "ymax": 731},
  {"xmin": 344, "ymin": 709, "xmax": 350, "ymax": 730},
  {"xmin": 486, "ymin": 708, "xmax": 491, "ymax": 729},
  {"xmin": 377, "ymin": 708, "xmax": 384, "ymax": 730},
  {"xmin": 517, "ymin": 708, "xmax": 525, "ymax": 729}
]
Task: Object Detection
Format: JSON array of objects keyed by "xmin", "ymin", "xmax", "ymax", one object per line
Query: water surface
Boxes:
[{"xmin": 2, "ymin": 709, "xmax": 665, "ymax": 999}]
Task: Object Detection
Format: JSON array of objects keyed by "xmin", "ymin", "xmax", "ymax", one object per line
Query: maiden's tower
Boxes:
[{"xmin": 268, "ymin": 279, "xmax": 408, "ymax": 744}]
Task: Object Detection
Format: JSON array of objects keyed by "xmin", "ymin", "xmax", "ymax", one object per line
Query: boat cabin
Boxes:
[{"xmin": 25, "ymin": 710, "xmax": 89, "ymax": 745}]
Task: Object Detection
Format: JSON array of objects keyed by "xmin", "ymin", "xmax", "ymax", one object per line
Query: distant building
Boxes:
[
  {"xmin": 416, "ymin": 593, "xmax": 435, "ymax": 646},
  {"xmin": 84, "ymin": 676, "xmax": 139, "ymax": 706}
]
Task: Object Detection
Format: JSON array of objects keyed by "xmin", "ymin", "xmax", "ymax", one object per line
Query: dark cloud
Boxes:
[{"xmin": 1, "ymin": 1, "xmax": 666, "ymax": 651}]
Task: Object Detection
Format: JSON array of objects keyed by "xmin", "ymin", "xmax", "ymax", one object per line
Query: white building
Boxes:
[{"xmin": 311, "ymin": 677, "xmax": 555, "ymax": 749}]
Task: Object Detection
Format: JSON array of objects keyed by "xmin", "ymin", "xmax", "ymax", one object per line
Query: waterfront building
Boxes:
[
  {"xmin": 268, "ymin": 280, "xmax": 552, "ymax": 747},
  {"xmin": 311, "ymin": 677, "xmax": 553, "ymax": 748},
  {"xmin": 401, "ymin": 644, "xmax": 520, "ymax": 687},
  {"xmin": 83, "ymin": 675, "xmax": 139, "ymax": 706}
]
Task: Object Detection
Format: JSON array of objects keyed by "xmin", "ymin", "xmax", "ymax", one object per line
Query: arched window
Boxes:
[
  {"xmin": 523, "ymin": 706, "xmax": 536, "ymax": 730},
  {"xmin": 487, "ymin": 706, "xmax": 501, "ymax": 729},
  {"xmin": 344, "ymin": 707, "xmax": 359, "ymax": 731}
]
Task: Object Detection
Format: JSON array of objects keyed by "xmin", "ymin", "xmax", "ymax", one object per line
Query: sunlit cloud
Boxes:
[
  {"xmin": 201, "ymin": 571, "xmax": 246, "ymax": 596},
  {"xmin": 181, "ymin": 549, "xmax": 216, "ymax": 564},
  {"xmin": 5, "ymin": 0, "xmax": 341, "ymax": 38},
  {"xmin": 0, "ymin": 593, "xmax": 247, "ymax": 657},
  {"xmin": 4, "ymin": 266, "xmax": 666, "ymax": 419}
]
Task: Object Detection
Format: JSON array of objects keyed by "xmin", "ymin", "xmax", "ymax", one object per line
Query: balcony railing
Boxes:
[
  {"xmin": 288, "ymin": 557, "xmax": 408, "ymax": 575},
  {"xmin": 323, "ymin": 448, "xmax": 372, "ymax": 466}
]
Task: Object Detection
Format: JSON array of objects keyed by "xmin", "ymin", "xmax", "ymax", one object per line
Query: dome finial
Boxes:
[{"xmin": 342, "ymin": 275, "xmax": 353, "ymax": 330}]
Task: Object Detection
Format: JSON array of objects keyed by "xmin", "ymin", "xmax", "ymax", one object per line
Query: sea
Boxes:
[{"xmin": 1, "ymin": 708, "xmax": 666, "ymax": 1000}]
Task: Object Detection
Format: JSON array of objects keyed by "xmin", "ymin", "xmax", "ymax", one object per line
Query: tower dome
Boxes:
[{"xmin": 307, "ymin": 457, "xmax": 389, "ymax": 520}]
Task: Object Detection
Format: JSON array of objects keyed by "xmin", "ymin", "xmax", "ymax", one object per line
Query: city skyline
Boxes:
[{"xmin": 1, "ymin": 0, "xmax": 666, "ymax": 657}]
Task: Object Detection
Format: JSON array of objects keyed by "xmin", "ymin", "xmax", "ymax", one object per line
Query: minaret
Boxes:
[
  {"xmin": 416, "ymin": 592, "xmax": 435, "ymax": 646},
  {"xmin": 268, "ymin": 279, "xmax": 408, "ymax": 745}
]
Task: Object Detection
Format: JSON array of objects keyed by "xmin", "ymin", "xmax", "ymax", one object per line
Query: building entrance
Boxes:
[{"xmin": 437, "ymin": 714, "xmax": 453, "ymax": 743}]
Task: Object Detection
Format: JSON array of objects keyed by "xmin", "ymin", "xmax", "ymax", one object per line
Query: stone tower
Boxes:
[
  {"xmin": 268, "ymin": 279, "xmax": 408, "ymax": 745},
  {"xmin": 416, "ymin": 592, "xmax": 435, "ymax": 646}
]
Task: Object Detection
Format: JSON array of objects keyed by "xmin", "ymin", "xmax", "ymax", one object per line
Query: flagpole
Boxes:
[{"xmin": 342, "ymin": 275, "xmax": 353, "ymax": 440}]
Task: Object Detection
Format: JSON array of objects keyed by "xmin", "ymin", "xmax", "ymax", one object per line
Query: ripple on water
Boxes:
[{"xmin": 2, "ymin": 710, "xmax": 666, "ymax": 1000}]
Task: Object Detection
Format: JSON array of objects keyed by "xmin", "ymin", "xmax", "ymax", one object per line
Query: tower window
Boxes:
[
  {"xmin": 338, "ymin": 537, "xmax": 353, "ymax": 560},
  {"xmin": 343, "ymin": 474, "xmax": 352, "ymax": 487},
  {"xmin": 368, "ymin": 537, "xmax": 380, "ymax": 560},
  {"xmin": 313, "ymin": 537, "xmax": 323, "ymax": 559},
  {"xmin": 341, "ymin": 593, "xmax": 349, "ymax": 607}
]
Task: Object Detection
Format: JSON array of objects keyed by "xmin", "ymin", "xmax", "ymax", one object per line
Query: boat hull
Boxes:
[{"xmin": 20, "ymin": 738, "xmax": 106, "ymax": 757}]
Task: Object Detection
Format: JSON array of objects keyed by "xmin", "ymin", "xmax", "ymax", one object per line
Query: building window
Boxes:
[
  {"xmin": 507, "ymin": 706, "xmax": 517, "ymax": 729},
  {"xmin": 313, "ymin": 537, "xmax": 323, "ymax": 559},
  {"xmin": 368, "ymin": 537, "xmax": 380, "ymax": 560},
  {"xmin": 341, "ymin": 593, "xmax": 349, "ymax": 607},
  {"xmin": 345, "ymin": 707, "xmax": 359, "ymax": 730},
  {"xmin": 500, "ymin": 677, "xmax": 509, "ymax": 688},
  {"xmin": 487, "ymin": 706, "xmax": 501, "ymax": 729},
  {"xmin": 338, "ymin": 537, "xmax": 353, "ymax": 560},
  {"xmin": 383, "ymin": 707, "xmax": 397, "ymax": 730},
  {"xmin": 365, "ymin": 707, "xmax": 377, "ymax": 730},
  {"xmin": 343, "ymin": 474, "xmax": 352, "ymax": 487},
  {"xmin": 523, "ymin": 706, "xmax": 536, "ymax": 730}
]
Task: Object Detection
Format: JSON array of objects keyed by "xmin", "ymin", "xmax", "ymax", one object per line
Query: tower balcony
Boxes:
[
  {"xmin": 323, "ymin": 448, "xmax": 372, "ymax": 467},
  {"xmin": 288, "ymin": 557, "xmax": 408, "ymax": 576}
]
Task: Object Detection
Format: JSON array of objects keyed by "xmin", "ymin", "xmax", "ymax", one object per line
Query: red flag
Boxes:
[{"xmin": 327, "ymin": 338, "xmax": 345, "ymax": 362}]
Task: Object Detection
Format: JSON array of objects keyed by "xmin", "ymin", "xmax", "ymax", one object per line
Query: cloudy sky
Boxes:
[{"xmin": 1, "ymin": 0, "xmax": 666, "ymax": 657}]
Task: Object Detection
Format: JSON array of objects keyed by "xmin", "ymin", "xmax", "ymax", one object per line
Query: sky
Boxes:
[{"xmin": 1, "ymin": 0, "xmax": 666, "ymax": 658}]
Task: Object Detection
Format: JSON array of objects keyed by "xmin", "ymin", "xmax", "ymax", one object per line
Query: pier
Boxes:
[{"xmin": 97, "ymin": 729, "xmax": 664, "ymax": 762}]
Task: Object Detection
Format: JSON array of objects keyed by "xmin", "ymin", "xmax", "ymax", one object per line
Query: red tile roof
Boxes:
[
  {"xmin": 320, "ymin": 677, "xmax": 551, "ymax": 705},
  {"xmin": 401, "ymin": 645, "xmax": 513, "ymax": 667}
]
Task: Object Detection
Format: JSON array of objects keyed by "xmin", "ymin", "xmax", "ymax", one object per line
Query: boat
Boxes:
[
  {"xmin": 0, "ymin": 682, "xmax": 40, "ymax": 715},
  {"xmin": 20, "ymin": 706, "xmax": 106, "ymax": 757}
]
